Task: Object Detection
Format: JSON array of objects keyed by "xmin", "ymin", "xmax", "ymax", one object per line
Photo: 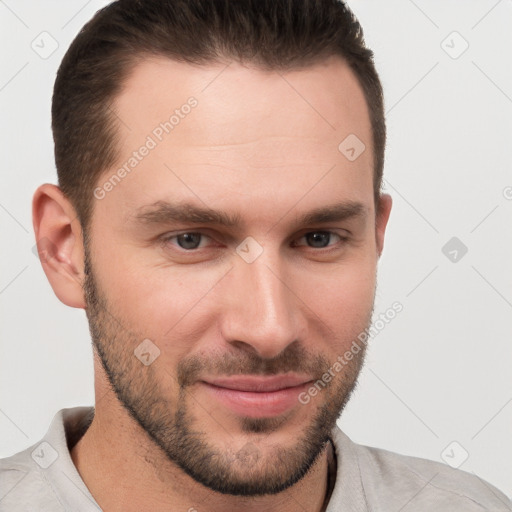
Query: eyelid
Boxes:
[{"xmin": 293, "ymin": 227, "xmax": 350, "ymax": 238}]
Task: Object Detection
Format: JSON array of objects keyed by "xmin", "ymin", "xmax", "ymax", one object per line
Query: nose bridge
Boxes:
[{"xmin": 222, "ymin": 247, "xmax": 301, "ymax": 358}]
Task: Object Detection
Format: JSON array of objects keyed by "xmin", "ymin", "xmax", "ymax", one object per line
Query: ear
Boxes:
[
  {"xmin": 375, "ymin": 193, "xmax": 392, "ymax": 257},
  {"xmin": 32, "ymin": 184, "xmax": 86, "ymax": 308}
]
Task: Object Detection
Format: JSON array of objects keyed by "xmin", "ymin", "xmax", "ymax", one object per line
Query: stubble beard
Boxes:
[{"xmin": 82, "ymin": 243, "xmax": 370, "ymax": 496}]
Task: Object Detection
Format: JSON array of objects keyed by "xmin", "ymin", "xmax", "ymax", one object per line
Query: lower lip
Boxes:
[{"xmin": 200, "ymin": 382, "xmax": 311, "ymax": 418}]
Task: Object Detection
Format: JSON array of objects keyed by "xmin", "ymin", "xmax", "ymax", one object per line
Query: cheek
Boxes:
[
  {"xmin": 291, "ymin": 260, "xmax": 376, "ymax": 345},
  {"xmin": 94, "ymin": 249, "xmax": 224, "ymax": 344}
]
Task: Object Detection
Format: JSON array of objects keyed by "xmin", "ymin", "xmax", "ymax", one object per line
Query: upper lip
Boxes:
[{"xmin": 201, "ymin": 374, "xmax": 313, "ymax": 392}]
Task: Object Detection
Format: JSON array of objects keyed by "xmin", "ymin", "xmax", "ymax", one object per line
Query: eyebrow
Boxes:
[
  {"xmin": 133, "ymin": 201, "xmax": 241, "ymax": 227},
  {"xmin": 132, "ymin": 200, "xmax": 367, "ymax": 229},
  {"xmin": 296, "ymin": 201, "xmax": 367, "ymax": 226}
]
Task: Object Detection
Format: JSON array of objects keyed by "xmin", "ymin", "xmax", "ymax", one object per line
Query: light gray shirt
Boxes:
[{"xmin": 1, "ymin": 407, "xmax": 510, "ymax": 511}]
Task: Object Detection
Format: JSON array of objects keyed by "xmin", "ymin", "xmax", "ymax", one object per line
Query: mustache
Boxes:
[{"xmin": 177, "ymin": 342, "xmax": 330, "ymax": 387}]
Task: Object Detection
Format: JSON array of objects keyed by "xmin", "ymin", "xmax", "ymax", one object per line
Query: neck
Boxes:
[{"xmin": 70, "ymin": 391, "xmax": 333, "ymax": 512}]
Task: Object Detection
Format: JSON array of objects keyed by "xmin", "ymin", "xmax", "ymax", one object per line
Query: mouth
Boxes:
[{"xmin": 199, "ymin": 374, "xmax": 314, "ymax": 418}]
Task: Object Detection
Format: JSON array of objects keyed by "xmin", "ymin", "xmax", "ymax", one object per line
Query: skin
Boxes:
[{"xmin": 32, "ymin": 56, "xmax": 392, "ymax": 512}]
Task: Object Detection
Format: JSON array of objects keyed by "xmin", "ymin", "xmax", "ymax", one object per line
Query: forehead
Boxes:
[
  {"xmin": 96, "ymin": 56, "xmax": 374, "ymax": 226},
  {"xmin": 113, "ymin": 55, "xmax": 371, "ymax": 145}
]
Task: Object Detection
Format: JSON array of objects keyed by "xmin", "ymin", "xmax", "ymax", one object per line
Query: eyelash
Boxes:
[{"xmin": 159, "ymin": 230, "xmax": 349, "ymax": 252}]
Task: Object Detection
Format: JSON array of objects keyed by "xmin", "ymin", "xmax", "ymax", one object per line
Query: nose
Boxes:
[{"xmin": 219, "ymin": 249, "xmax": 305, "ymax": 359}]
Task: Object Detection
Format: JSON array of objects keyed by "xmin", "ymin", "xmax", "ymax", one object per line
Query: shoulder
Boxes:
[
  {"xmin": 0, "ymin": 445, "xmax": 64, "ymax": 511},
  {"xmin": 0, "ymin": 407, "xmax": 95, "ymax": 511},
  {"xmin": 359, "ymin": 444, "xmax": 510, "ymax": 510},
  {"xmin": 332, "ymin": 428, "xmax": 512, "ymax": 511}
]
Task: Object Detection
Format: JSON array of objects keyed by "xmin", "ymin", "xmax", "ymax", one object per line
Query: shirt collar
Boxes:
[
  {"xmin": 40, "ymin": 407, "xmax": 101, "ymax": 511},
  {"xmin": 326, "ymin": 425, "xmax": 368, "ymax": 511}
]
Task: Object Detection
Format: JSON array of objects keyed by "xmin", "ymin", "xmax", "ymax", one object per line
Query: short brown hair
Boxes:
[{"xmin": 52, "ymin": 0, "xmax": 385, "ymax": 232}]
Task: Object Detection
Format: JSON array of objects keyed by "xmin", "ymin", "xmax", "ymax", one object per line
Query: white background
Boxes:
[{"xmin": 1, "ymin": 0, "xmax": 511, "ymax": 500}]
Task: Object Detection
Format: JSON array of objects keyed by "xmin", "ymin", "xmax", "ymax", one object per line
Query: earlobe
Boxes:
[
  {"xmin": 32, "ymin": 184, "xmax": 86, "ymax": 309},
  {"xmin": 376, "ymin": 193, "xmax": 392, "ymax": 257}
]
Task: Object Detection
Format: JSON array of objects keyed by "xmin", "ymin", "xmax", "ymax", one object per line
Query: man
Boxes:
[{"xmin": 1, "ymin": 0, "xmax": 510, "ymax": 510}]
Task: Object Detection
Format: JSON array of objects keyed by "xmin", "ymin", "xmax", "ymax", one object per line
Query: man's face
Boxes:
[{"xmin": 83, "ymin": 56, "xmax": 385, "ymax": 495}]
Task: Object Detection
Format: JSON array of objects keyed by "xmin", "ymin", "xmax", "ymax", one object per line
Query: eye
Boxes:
[
  {"xmin": 293, "ymin": 231, "xmax": 344, "ymax": 249},
  {"xmin": 163, "ymin": 232, "xmax": 210, "ymax": 250}
]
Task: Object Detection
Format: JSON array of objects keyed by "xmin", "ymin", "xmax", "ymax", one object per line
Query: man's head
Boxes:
[{"xmin": 33, "ymin": 0, "xmax": 391, "ymax": 498}]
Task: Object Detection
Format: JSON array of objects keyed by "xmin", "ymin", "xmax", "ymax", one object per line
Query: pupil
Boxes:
[
  {"xmin": 178, "ymin": 233, "xmax": 201, "ymax": 249},
  {"xmin": 307, "ymin": 232, "xmax": 330, "ymax": 248}
]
